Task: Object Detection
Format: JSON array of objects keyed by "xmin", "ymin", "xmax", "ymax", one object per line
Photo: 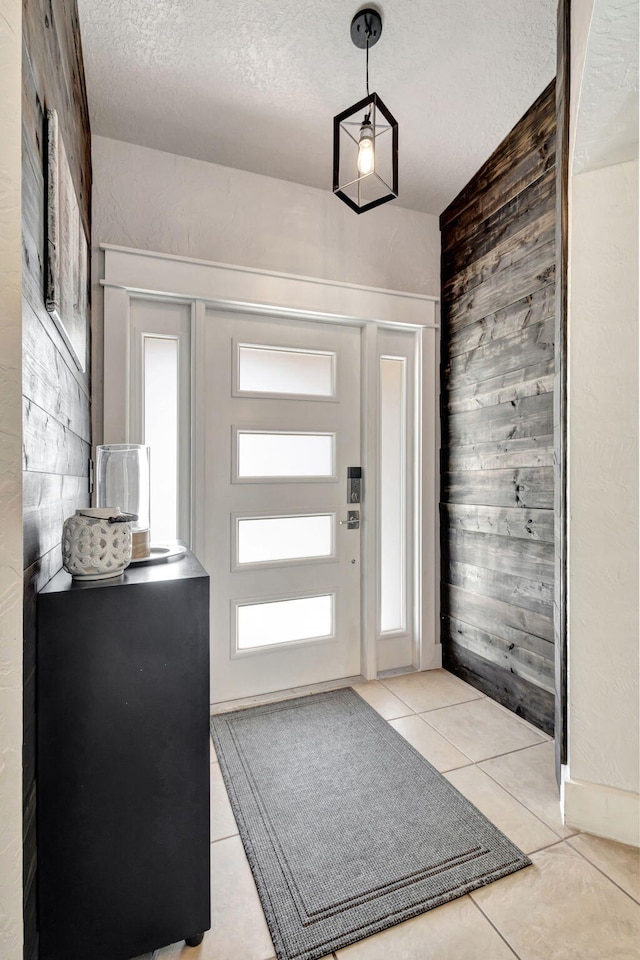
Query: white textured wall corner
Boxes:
[
  {"xmin": 568, "ymin": 0, "xmax": 596, "ymax": 156},
  {"xmin": 572, "ymin": 0, "xmax": 639, "ymax": 172},
  {"xmin": 565, "ymin": 0, "xmax": 640, "ymax": 846},
  {"xmin": 0, "ymin": 1, "xmax": 25, "ymax": 956},
  {"xmin": 566, "ymin": 159, "xmax": 639, "ymax": 841}
]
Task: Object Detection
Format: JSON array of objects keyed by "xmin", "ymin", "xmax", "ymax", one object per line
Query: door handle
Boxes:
[{"xmin": 339, "ymin": 510, "xmax": 360, "ymax": 530}]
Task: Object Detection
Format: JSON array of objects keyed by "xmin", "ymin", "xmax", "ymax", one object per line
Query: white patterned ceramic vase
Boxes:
[{"xmin": 62, "ymin": 508, "xmax": 133, "ymax": 580}]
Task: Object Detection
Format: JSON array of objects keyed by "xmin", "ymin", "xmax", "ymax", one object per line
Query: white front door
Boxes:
[{"xmin": 195, "ymin": 311, "xmax": 362, "ymax": 705}]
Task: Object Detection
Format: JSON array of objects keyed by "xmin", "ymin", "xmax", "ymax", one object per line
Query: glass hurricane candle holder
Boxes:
[{"xmin": 96, "ymin": 444, "xmax": 151, "ymax": 558}]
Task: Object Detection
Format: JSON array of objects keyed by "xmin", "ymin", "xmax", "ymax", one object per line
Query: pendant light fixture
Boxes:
[{"xmin": 333, "ymin": 7, "xmax": 398, "ymax": 214}]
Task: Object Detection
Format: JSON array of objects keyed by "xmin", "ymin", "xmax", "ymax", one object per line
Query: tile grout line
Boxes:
[
  {"xmin": 211, "ymin": 831, "xmax": 240, "ymax": 844},
  {"xmin": 566, "ymin": 838, "xmax": 640, "ymax": 906},
  {"xmin": 385, "ymin": 711, "xmax": 570, "ymax": 845},
  {"xmin": 528, "ymin": 834, "xmax": 573, "ymax": 854},
  {"xmin": 377, "ymin": 672, "xmax": 487, "ymax": 712},
  {"xmin": 402, "ymin": 679, "xmax": 550, "ymax": 743},
  {"xmin": 477, "ymin": 760, "xmax": 571, "ymax": 842},
  {"xmin": 210, "ymin": 833, "xmax": 243, "ymax": 850},
  {"xmin": 380, "ymin": 686, "xmax": 485, "ymax": 716},
  {"xmin": 444, "ymin": 761, "xmax": 570, "ymax": 854},
  {"xmin": 440, "ymin": 760, "xmax": 475, "ymax": 773},
  {"xmin": 487, "ymin": 696, "xmax": 554, "ymax": 741},
  {"xmin": 444, "ymin": 762, "xmax": 571, "ymax": 853},
  {"xmin": 385, "ymin": 710, "xmax": 417, "ymax": 721},
  {"xmin": 404, "ymin": 711, "xmax": 477, "ymax": 762},
  {"xmin": 382, "ymin": 717, "xmax": 567, "ymax": 852},
  {"xmin": 413, "ymin": 693, "xmax": 487, "ymax": 711},
  {"xmin": 387, "ymin": 713, "xmax": 477, "ymax": 766},
  {"xmin": 418, "ymin": 698, "xmax": 548, "ymax": 730},
  {"xmin": 470, "ymin": 738, "xmax": 549, "ymax": 764},
  {"xmin": 417, "ymin": 713, "xmax": 546, "ymax": 764},
  {"xmin": 468, "ymin": 894, "xmax": 523, "ymax": 959}
]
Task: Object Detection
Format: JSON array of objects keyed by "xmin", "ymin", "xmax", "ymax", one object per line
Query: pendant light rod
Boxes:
[
  {"xmin": 352, "ymin": 9, "xmax": 381, "ymax": 96},
  {"xmin": 366, "ymin": 36, "xmax": 370, "ymax": 96}
]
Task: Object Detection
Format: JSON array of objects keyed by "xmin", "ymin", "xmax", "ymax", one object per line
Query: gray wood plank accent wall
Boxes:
[
  {"xmin": 439, "ymin": 81, "xmax": 556, "ymax": 735},
  {"xmin": 22, "ymin": 3, "xmax": 92, "ymax": 956}
]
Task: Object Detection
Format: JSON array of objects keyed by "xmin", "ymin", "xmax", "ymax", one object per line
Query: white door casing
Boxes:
[{"xmin": 101, "ymin": 244, "xmax": 441, "ymax": 706}]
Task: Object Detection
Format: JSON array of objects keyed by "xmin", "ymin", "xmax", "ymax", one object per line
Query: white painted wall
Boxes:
[
  {"xmin": 0, "ymin": 1, "xmax": 25, "ymax": 956},
  {"xmin": 92, "ymin": 136, "xmax": 440, "ymax": 295},
  {"xmin": 564, "ymin": 0, "xmax": 639, "ymax": 845},
  {"xmin": 91, "ymin": 135, "xmax": 440, "ymax": 444}
]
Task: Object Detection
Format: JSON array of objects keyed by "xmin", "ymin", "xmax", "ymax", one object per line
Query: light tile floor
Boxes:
[{"xmin": 141, "ymin": 670, "xmax": 640, "ymax": 960}]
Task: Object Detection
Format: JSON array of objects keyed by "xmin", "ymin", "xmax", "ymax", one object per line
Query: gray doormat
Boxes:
[{"xmin": 210, "ymin": 687, "xmax": 530, "ymax": 960}]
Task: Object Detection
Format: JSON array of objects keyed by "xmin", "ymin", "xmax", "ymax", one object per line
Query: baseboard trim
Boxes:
[
  {"xmin": 211, "ymin": 663, "xmax": 449, "ymax": 713},
  {"xmin": 211, "ymin": 674, "xmax": 365, "ymax": 714},
  {"xmin": 563, "ymin": 777, "xmax": 640, "ymax": 847}
]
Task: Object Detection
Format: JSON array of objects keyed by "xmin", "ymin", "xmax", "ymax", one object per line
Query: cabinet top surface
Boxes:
[{"xmin": 40, "ymin": 549, "xmax": 209, "ymax": 596}]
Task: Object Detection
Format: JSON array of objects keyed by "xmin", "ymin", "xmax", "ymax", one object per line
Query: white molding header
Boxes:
[{"xmin": 101, "ymin": 244, "xmax": 439, "ymax": 329}]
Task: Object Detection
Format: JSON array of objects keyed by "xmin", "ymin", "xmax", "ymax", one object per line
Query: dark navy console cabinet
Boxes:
[{"xmin": 37, "ymin": 551, "xmax": 211, "ymax": 960}]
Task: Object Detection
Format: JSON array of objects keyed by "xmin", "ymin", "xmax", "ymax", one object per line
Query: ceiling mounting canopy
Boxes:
[{"xmin": 350, "ymin": 8, "xmax": 383, "ymax": 49}]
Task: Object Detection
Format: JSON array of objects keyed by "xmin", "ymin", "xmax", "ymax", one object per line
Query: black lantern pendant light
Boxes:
[{"xmin": 333, "ymin": 8, "xmax": 398, "ymax": 214}]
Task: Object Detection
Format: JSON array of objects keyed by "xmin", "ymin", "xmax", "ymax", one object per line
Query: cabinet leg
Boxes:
[{"xmin": 185, "ymin": 933, "xmax": 205, "ymax": 947}]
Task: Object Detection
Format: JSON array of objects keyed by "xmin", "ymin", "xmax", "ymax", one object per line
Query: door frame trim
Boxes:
[{"xmin": 101, "ymin": 244, "xmax": 441, "ymax": 685}]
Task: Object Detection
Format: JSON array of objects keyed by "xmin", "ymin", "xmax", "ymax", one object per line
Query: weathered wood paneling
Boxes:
[
  {"xmin": 22, "ymin": 260, "xmax": 91, "ymax": 442},
  {"xmin": 442, "ymin": 211, "xmax": 555, "ymax": 305},
  {"xmin": 445, "ymin": 393, "xmax": 554, "ymax": 446},
  {"xmin": 447, "ymin": 284, "xmax": 556, "ymax": 358},
  {"xmin": 23, "ymin": 472, "xmax": 89, "ymax": 568},
  {"xmin": 442, "ymin": 502, "xmax": 555, "ymax": 543},
  {"xmin": 444, "ymin": 317, "xmax": 554, "ymax": 385},
  {"xmin": 22, "ymin": 3, "xmax": 91, "ymax": 957},
  {"xmin": 442, "ymin": 616, "xmax": 555, "ymax": 692},
  {"xmin": 446, "ymin": 434, "xmax": 554, "ymax": 470},
  {"xmin": 443, "ymin": 641, "xmax": 555, "ymax": 736},
  {"xmin": 442, "ymin": 168, "xmax": 556, "ymax": 274},
  {"xmin": 441, "ymin": 83, "xmax": 556, "ymax": 238},
  {"xmin": 446, "ymin": 242, "xmax": 555, "ymax": 333},
  {"xmin": 442, "ymin": 467, "xmax": 554, "ymax": 510},
  {"xmin": 444, "ymin": 559, "xmax": 553, "ymax": 620},
  {"xmin": 440, "ymin": 80, "xmax": 556, "ymax": 733},
  {"xmin": 446, "ymin": 361, "xmax": 554, "ymax": 414},
  {"xmin": 445, "ymin": 583, "xmax": 554, "ymax": 651},
  {"xmin": 23, "ymin": 397, "xmax": 90, "ymax": 476},
  {"xmin": 444, "ymin": 527, "xmax": 554, "ymax": 584}
]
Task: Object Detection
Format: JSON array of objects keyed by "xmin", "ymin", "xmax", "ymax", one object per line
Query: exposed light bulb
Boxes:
[{"xmin": 357, "ymin": 121, "xmax": 375, "ymax": 175}]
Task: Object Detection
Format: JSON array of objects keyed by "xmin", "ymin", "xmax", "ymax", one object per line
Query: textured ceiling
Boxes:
[
  {"xmin": 573, "ymin": 0, "xmax": 639, "ymax": 174},
  {"xmin": 77, "ymin": 0, "xmax": 557, "ymax": 214}
]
